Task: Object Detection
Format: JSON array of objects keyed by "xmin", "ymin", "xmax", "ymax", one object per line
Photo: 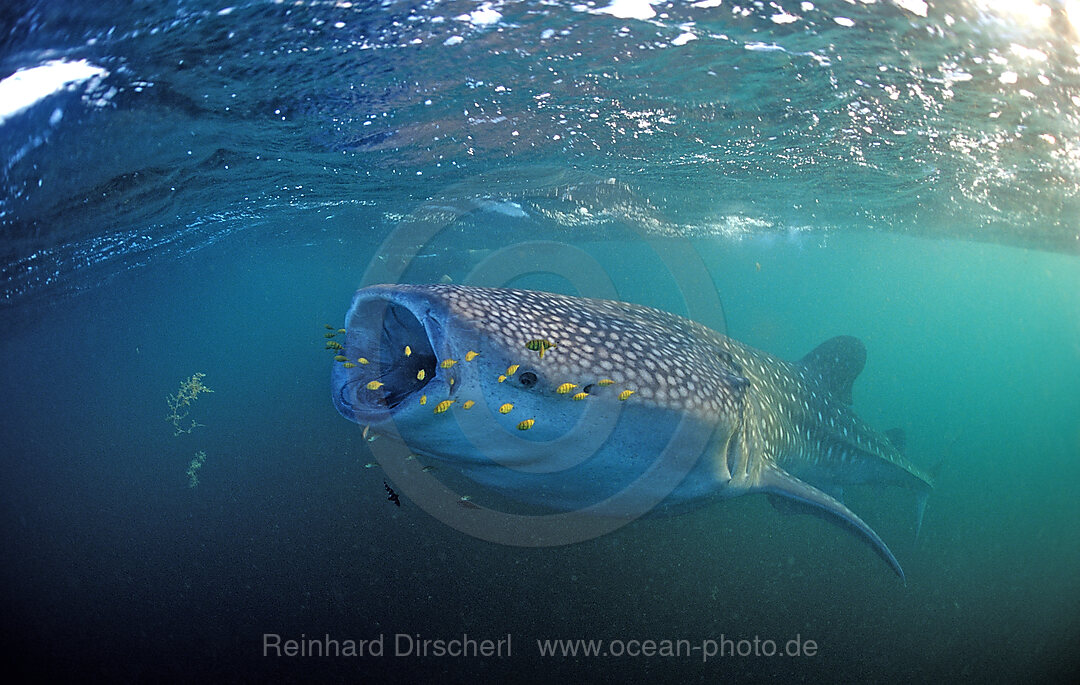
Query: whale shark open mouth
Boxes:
[{"xmin": 333, "ymin": 295, "xmax": 439, "ymax": 420}]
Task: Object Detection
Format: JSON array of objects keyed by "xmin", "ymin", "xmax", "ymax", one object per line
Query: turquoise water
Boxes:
[{"xmin": 2, "ymin": 1, "xmax": 1079, "ymax": 681}]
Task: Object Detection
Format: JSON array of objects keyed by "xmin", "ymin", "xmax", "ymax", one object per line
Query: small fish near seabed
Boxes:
[
  {"xmin": 332, "ymin": 284, "xmax": 935, "ymax": 580},
  {"xmin": 383, "ymin": 481, "xmax": 401, "ymax": 507}
]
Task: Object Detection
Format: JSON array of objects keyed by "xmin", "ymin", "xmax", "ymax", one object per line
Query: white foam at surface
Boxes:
[
  {"xmin": 0, "ymin": 59, "xmax": 109, "ymax": 125},
  {"xmin": 745, "ymin": 42, "xmax": 786, "ymax": 52},
  {"xmin": 477, "ymin": 199, "xmax": 528, "ymax": 218},
  {"xmin": 456, "ymin": 3, "xmax": 503, "ymax": 27},
  {"xmin": 893, "ymin": 0, "xmax": 928, "ymax": 17},
  {"xmin": 594, "ymin": 0, "xmax": 658, "ymax": 21}
]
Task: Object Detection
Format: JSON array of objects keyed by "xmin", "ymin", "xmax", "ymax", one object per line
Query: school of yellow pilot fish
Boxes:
[{"xmin": 323, "ymin": 328, "xmax": 639, "ymax": 434}]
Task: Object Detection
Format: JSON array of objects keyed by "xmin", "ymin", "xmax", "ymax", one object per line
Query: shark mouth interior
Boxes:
[{"xmin": 338, "ymin": 298, "xmax": 437, "ymax": 415}]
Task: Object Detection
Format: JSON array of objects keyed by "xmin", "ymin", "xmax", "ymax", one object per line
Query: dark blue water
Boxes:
[{"xmin": 2, "ymin": 1, "xmax": 1079, "ymax": 681}]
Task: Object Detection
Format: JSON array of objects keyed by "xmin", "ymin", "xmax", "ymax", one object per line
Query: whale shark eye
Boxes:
[{"xmin": 518, "ymin": 371, "xmax": 538, "ymax": 388}]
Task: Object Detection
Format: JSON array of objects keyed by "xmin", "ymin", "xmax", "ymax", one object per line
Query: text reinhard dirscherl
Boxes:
[
  {"xmin": 262, "ymin": 633, "xmax": 818, "ymax": 661},
  {"xmin": 264, "ymin": 633, "xmax": 512, "ymax": 658}
]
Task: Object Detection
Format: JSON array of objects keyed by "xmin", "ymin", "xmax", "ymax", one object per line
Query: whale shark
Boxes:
[{"xmin": 332, "ymin": 284, "xmax": 933, "ymax": 580}]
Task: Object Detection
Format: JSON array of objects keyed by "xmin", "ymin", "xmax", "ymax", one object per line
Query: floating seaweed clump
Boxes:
[
  {"xmin": 186, "ymin": 450, "xmax": 207, "ymax": 488},
  {"xmin": 166, "ymin": 373, "xmax": 213, "ymax": 436}
]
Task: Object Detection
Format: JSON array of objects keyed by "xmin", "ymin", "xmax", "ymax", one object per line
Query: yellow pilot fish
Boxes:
[{"xmin": 525, "ymin": 339, "xmax": 556, "ymax": 358}]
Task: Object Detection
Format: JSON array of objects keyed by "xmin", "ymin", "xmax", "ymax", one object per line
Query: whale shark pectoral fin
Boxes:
[
  {"xmin": 767, "ymin": 484, "xmax": 844, "ymax": 513},
  {"xmin": 758, "ymin": 466, "xmax": 905, "ymax": 582}
]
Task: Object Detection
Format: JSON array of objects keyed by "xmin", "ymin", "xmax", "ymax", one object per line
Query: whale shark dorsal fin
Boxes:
[
  {"xmin": 758, "ymin": 466, "xmax": 905, "ymax": 582},
  {"xmin": 884, "ymin": 427, "xmax": 907, "ymax": 454},
  {"xmin": 799, "ymin": 335, "xmax": 866, "ymax": 405}
]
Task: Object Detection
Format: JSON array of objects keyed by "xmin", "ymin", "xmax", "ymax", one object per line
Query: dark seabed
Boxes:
[{"xmin": 2, "ymin": 1, "xmax": 1079, "ymax": 682}]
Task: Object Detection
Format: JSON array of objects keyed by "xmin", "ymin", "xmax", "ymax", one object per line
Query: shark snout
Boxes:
[{"xmin": 332, "ymin": 286, "xmax": 452, "ymax": 424}]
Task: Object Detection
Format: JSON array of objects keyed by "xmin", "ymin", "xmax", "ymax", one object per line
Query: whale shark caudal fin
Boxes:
[
  {"xmin": 912, "ymin": 491, "xmax": 930, "ymax": 545},
  {"xmin": 799, "ymin": 335, "xmax": 867, "ymax": 405},
  {"xmin": 758, "ymin": 466, "xmax": 905, "ymax": 582},
  {"xmin": 885, "ymin": 426, "xmax": 933, "ymax": 544}
]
